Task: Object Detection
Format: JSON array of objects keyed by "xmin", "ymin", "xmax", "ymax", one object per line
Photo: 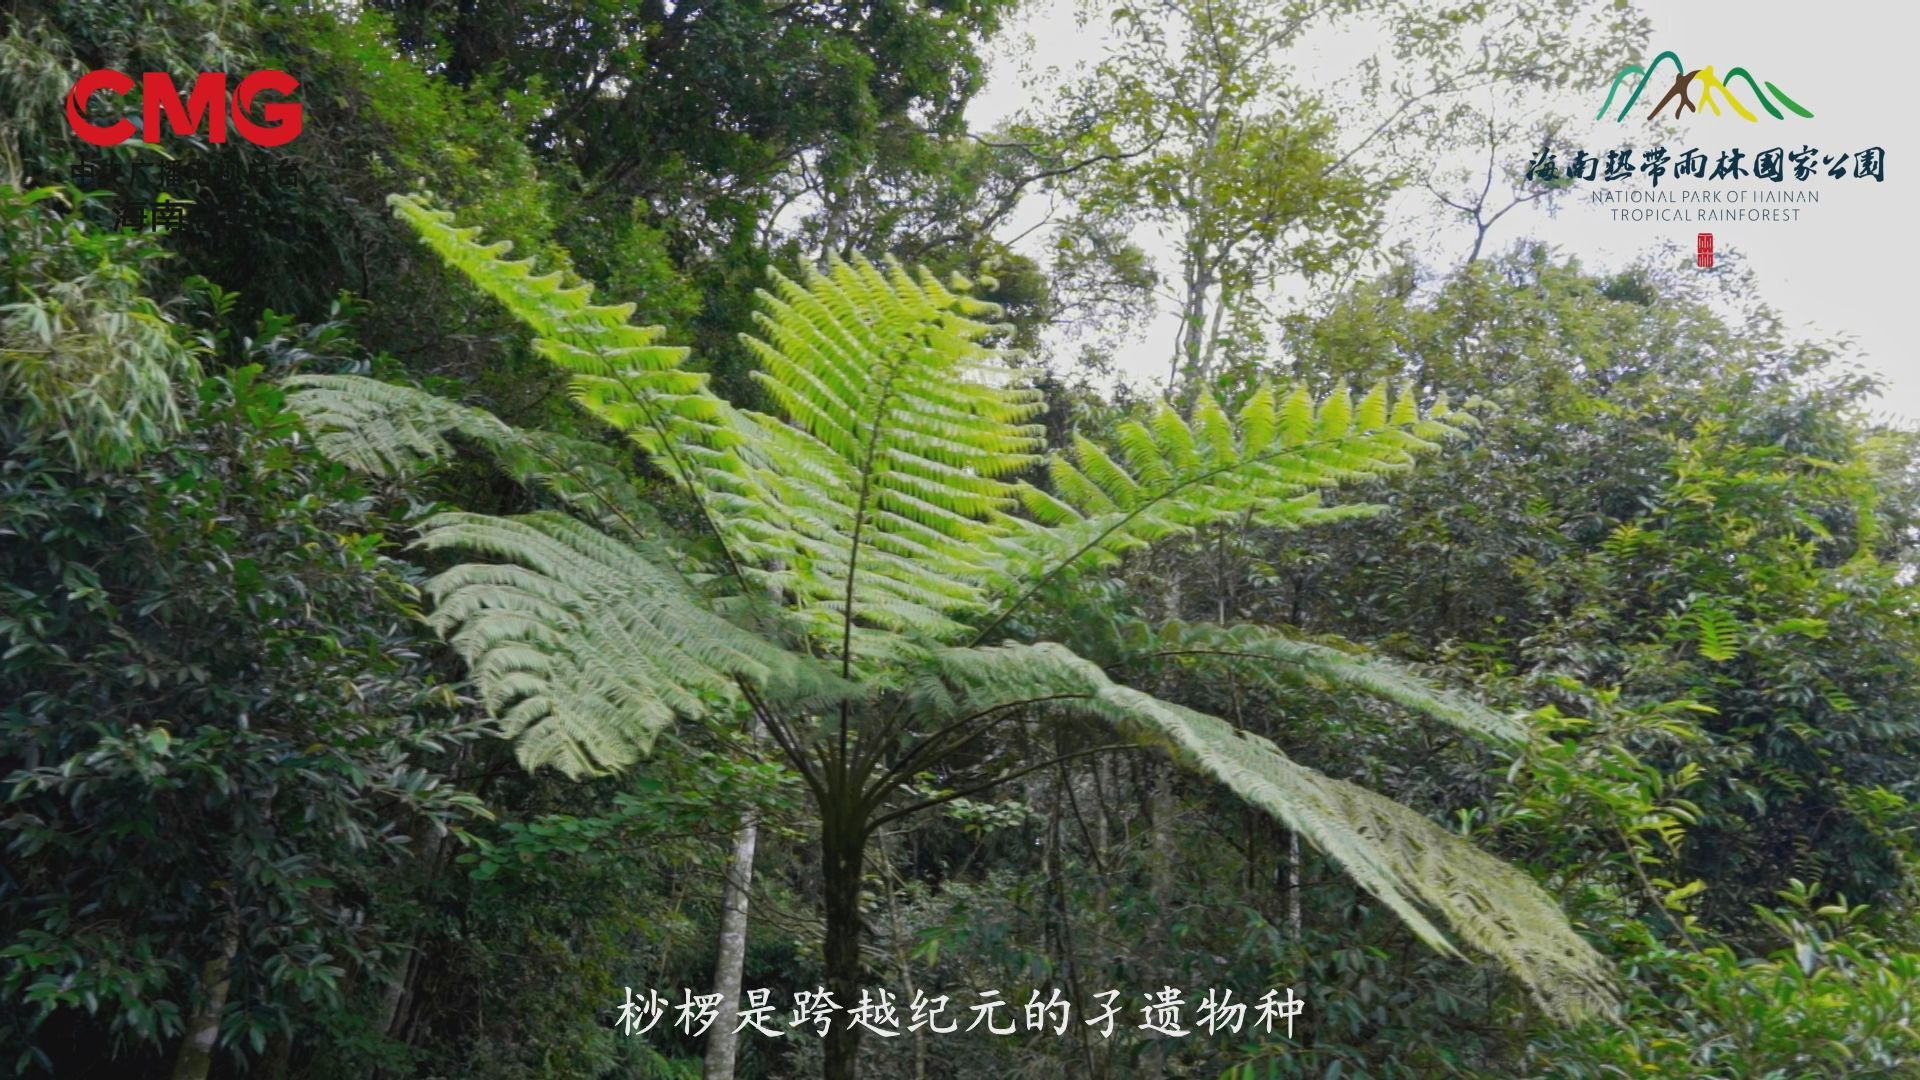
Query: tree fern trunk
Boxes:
[{"xmin": 822, "ymin": 809, "xmax": 866, "ymax": 1080}]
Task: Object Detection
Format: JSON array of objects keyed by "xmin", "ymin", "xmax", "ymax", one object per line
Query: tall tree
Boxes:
[
  {"xmin": 1011, "ymin": 0, "xmax": 1647, "ymax": 395},
  {"xmin": 1051, "ymin": 0, "xmax": 1381, "ymax": 395}
]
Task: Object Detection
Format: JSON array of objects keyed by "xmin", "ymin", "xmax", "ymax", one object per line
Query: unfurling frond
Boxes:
[
  {"xmin": 1119, "ymin": 620, "xmax": 1530, "ymax": 745},
  {"xmin": 416, "ymin": 510, "xmax": 847, "ymax": 777},
  {"xmin": 990, "ymin": 383, "xmax": 1472, "ymax": 602},
  {"xmin": 285, "ymin": 374, "xmax": 667, "ymax": 544},
  {"xmin": 910, "ymin": 642, "xmax": 1616, "ymax": 1023},
  {"xmin": 388, "ymin": 193, "xmax": 725, "ymax": 460},
  {"xmin": 701, "ymin": 255, "xmax": 1048, "ymax": 664}
]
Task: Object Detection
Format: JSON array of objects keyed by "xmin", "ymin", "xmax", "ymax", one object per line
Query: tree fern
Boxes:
[
  {"xmin": 282, "ymin": 380, "xmax": 848, "ymax": 777},
  {"xmin": 387, "ymin": 193, "xmax": 726, "ymax": 462},
  {"xmin": 703, "ymin": 256, "xmax": 1049, "ymax": 667},
  {"xmin": 283, "ymin": 196, "xmax": 1620, "ymax": 1043}
]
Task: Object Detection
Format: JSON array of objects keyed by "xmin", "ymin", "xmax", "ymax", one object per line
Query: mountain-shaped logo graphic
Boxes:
[{"xmin": 1596, "ymin": 50, "xmax": 1813, "ymax": 123}]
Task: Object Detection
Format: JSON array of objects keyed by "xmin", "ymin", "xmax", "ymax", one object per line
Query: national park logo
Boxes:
[{"xmin": 1595, "ymin": 51, "xmax": 1812, "ymax": 123}]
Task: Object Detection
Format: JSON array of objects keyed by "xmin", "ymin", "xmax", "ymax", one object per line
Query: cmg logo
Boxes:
[{"xmin": 66, "ymin": 71, "xmax": 302, "ymax": 148}]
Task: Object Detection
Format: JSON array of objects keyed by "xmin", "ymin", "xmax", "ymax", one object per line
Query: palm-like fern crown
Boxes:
[
  {"xmin": 288, "ymin": 195, "xmax": 1619, "ymax": 1023},
  {"xmin": 379, "ymin": 197, "xmax": 1475, "ymax": 663}
]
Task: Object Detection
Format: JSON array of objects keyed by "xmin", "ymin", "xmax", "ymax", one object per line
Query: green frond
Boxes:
[
  {"xmin": 1120, "ymin": 620, "xmax": 1531, "ymax": 746},
  {"xmin": 285, "ymin": 374, "xmax": 666, "ymax": 544},
  {"xmin": 1675, "ymin": 599, "xmax": 1744, "ymax": 662},
  {"xmin": 285, "ymin": 373, "xmax": 496, "ymax": 476},
  {"xmin": 912, "ymin": 642, "xmax": 1617, "ymax": 1023},
  {"xmin": 414, "ymin": 509, "xmax": 849, "ymax": 777},
  {"xmin": 984, "ymin": 381, "xmax": 1468, "ymax": 610},
  {"xmin": 387, "ymin": 193, "xmax": 724, "ymax": 460},
  {"xmin": 287, "ymin": 368, "xmax": 861, "ymax": 773},
  {"xmin": 707, "ymin": 254, "xmax": 1049, "ymax": 665}
]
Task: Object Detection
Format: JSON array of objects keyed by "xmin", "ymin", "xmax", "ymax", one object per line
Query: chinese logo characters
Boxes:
[{"xmin": 1526, "ymin": 144, "xmax": 1885, "ymax": 187}]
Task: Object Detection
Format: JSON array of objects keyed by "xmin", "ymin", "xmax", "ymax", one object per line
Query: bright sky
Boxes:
[{"xmin": 968, "ymin": 0, "xmax": 1915, "ymax": 421}]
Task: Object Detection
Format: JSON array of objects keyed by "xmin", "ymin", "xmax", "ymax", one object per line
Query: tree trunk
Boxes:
[
  {"xmin": 171, "ymin": 909, "xmax": 241, "ymax": 1080},
  {"xmin": 263, "ymin": 1029, "xmax": 294, "ymax": 1080},
  {"xmin": 1197, "ymin": 287, "xmax": 1230, "ymax": 394},
  {"xmin": 1149, "ymin": 759, "xmax": 1176, "ymax": 907},
  {"xmin": 375, "ymin": 816, "xmax": 453, "ymax": 1077},
  {"xmin": 1169, "ymin": 93, "xmax": 1222, "ymax": 401},
  {"xmin": 377, "ymin": 948, "xmax": 418, "ymax": 1042},
  {"xmin": 821, "ymin": 810, "xmax": 867, "ymax": 1080},
  {"xmin": 1287, "ymin": 828, "xmax": 1303, "ymax": 940},
  {"xmin": 703, "ymin": 803, "xmax": 761, "ymax": 1079},
  {"xmin": 880, "ymin": 835, "xmax": 927, "ymax": 1080}
]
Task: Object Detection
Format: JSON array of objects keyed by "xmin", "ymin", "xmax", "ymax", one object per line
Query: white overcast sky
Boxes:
[{"xmin": 967, "ymin": 0, "xmax": 1915, "ymax": 422}]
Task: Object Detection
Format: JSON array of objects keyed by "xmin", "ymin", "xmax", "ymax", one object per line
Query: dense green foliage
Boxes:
[{"xmin": 4, "ymin": 2, "xmax": 1917, "ymax": 1078}]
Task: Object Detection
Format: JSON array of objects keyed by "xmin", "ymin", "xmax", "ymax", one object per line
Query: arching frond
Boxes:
[
  {"xmin": 286, "ymin": 373, "xmax": 667, "ymax": 544},
  {"xmin": 285, "ymin": 372, "xmax": 497, "ymax": 476},
  {"xmin": 379, "ymin": 200, "xmax": 1480, "ymax": 668},
  {"xmin": 415, "ymin": 510, "xmax": 850, "ymax": 777},
  {"xmin": 983, "ymin": 383, "xmax": 1473, "ymax": 621},
  {"xmin": 703, "ymin": 256, "xmax": 1049, "ymax": 666},
  {"xmin": 909, "ymin": 642, "xmax": 1616, "ymax": 1023},
  {"xmin": 388, "ymin": 193, "xmax": 726, "ymax": 460},
  {"xmin": 1114, "ymin": 620, "xmax": 1531, "ymax": 746}
]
